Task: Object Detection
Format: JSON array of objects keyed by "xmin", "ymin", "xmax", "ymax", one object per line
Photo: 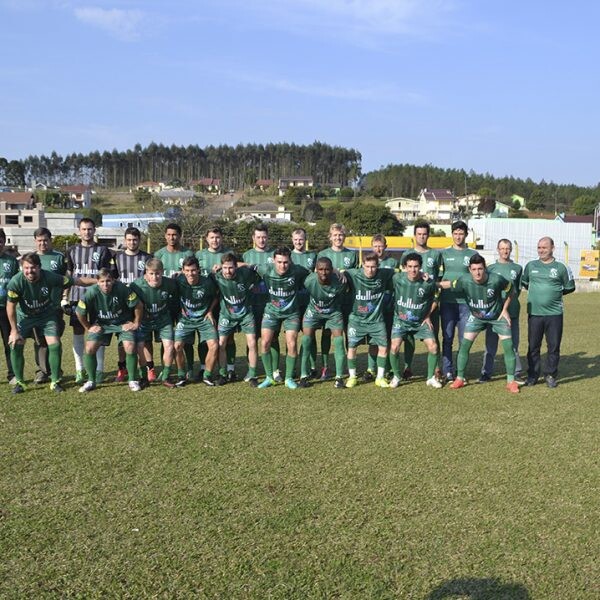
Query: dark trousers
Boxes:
[
  {"xmin": 527, "ymin": 314, "xmax": 563, "ymax": 379},
  {"xmin": 0, "ymin": 307, "xmax": 15, "ymax": 381}
]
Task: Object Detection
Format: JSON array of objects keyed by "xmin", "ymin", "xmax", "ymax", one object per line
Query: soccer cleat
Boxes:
[
  {"xmin": 545, "ymin": 375, "xmax": 558, "ymax": 389},
  {"xmin": 526, "ymin": 377, "xmax": 537, "ymax": 387},
  {"xmin": 75, "ymin": 370, "xmax": 85, "ymax": 384},
  {"xmin": 506, "ymin": 381, "xmax": 520, "ymax": 394},
  {"xmin": 514, "ymin": 373, "xmax": 526, "ymax": 386},
  {"xmin": 162, "ymin": 379, "xmax": 176, "ymax": 389},
  {"xmin": 449, "ymin": 377, "xmax": 466, "ymax": 389},
  {"xmin": 320, "ymin": 367, "xmax": 330, "ymax": 381},
  {"xmin": 445, "ymin": 372, "xmax": 455, "ymax": 383},
  {"xmin": 477, "ymin": 374, "xmax": 491, "ymax": 384},
  {"xmin": 285, "ymin": 378, "xmax": 298, "ymax": 390},
  {"xmin": 12, "ymin": 381, "xmax": 25, "ymax": 394},
  {"xmin": 247, "ymin": 377, "xmax": 259, "ymax": 388},
  {"xmin": 334, "ymin": 377, "xmax": 345, "ymax": 389},
  {"xmin": 175, "ymin": 377, "xmax": 187, "ymax": 388},
  {"xmin": 298, "ymin": 377, "xmax": 311, "ymax": 388},
  {"xmin": 345, "ymin": 376, "xmax": 358, "ymax": 388},
  {"xmin": 129, "ymin": 381, "xmax": 142, "ymax": 392},
  {"xmin": 426, "ymin": 376, "xmax": 443, "ymax": 389},
  {"xmin": 215, "ymin": 375, "xmax": 228, "ymax": 386},
  {"xmin": 375, "ymin": 377, "xmax": 390, "ymax": 388},
  {"xmin": 272, "ymin": 370, "xmax": 283, "ymax": 383},
  {"xmin": 227, "ymin": 371, "xmax": 237, "ymax": 383},
  {"xmin": 49, "ymin": 382, "xmax": 65, "ymax": 393},
  {"xmin": 203, "ymin": 377, "xmax": 216, "ymax": 387},
  {"xmin": 363, "ymin": 370, "xmax": 375, "ymax": 383},
  {"xmin": 258, "ymin": 377, "xmax": 275, "ymax": 389},
  {"xmin": 309, "ymin": 368, "xmax": 318, "ymax": 380},
  {"xmin": 34, "ymin": 372, "xmax": 49, "ymax": 384},
  {"xmin": 402, "ymin": 368, "xmax": 413, "ymax": 380},
  {"xmin": 79, "ymin": 381, "xmax": 96, "ymax": 393},
  {"xmin": 147, "ymin": 367, "xmax": 157, "ymax": 383},
  {"xmin": 115, "ymin": 368, "xmax": 128, "ymax": 383},
  {"xmin": 389, "ymin": 376, "xmax": 402, "ymax": 388},
  {"xmin": 95, "ymin": 371, "xmax": 104, "ymax": 384}
]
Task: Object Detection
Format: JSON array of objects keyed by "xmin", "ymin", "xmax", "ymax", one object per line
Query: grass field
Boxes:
[{"xmin": 1, "ymin": 293, "xmax": 599, "ymax": 598}]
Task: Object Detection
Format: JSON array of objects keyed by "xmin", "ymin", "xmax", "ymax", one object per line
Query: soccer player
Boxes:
[
  {"xmin": 344, "ymin": 252, "xmax": 394, "ymax": 388},
  {"xmin": 439, "ymin": 220, "xmax": 478, "ymax": 381},
  {"xmin": 300, "ymin": 257, "xmax": 347, "ymax": 389},
  {"xmin": 0, "ymin": 228, "xmax": 19, "ymax": 384},
  {"xmin": 66, "ymin": 218, "xmax": 117, "ymax": 384},
  {"xmin": 522, "ymin": 236, "xmax": 575, "ymax": 388},
  {"xmin": 154, "ymin": 223, "xmax": 194, "ymax": 278},
  {"xmin": 32, "ymin": 227, "xmax": 67, "ymax": 384},
  {"xmin": 389, "ymin": 252, "xmax": 441, "ymax": 389},
  {"xmin": 114, "ymin": 227, "xmax": 152, "ymax": 382},
  {"xmin": 173, "ymin": 256, "xmax": 219, "ymax": 386},
  {"xmin": 76, "ymin": 268, "xmax": 142, "ymax": 392},
  {"xmin": 438, "ymin": 254, "xmax": 519, "ymax": 393},
  {"xmin": 130, "ymin": 259, "xmax": 179, "ymax": 388},
  {"xmin": 213, "ymin": 253, "xmax": 260, "ymax": 386},
  {"xmin": 316, "ymin": 223, "xmax": 358, "ymax": 379},
  {"xmin": 252, "ymin": 246, "xmax": 310, "ymax": 390},
  {"xmin": 479, "ymin": 239, "xmax": 524, "ymax": 384},
  {"xmin": 6, "ymin": 253, "xmax": 73, "ymax": 393}
]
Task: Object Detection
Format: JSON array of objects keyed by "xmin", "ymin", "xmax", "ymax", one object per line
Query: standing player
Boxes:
[
  {"xmin": 344, "ymin": 252, "xmax": 395, "ymax": 388},
  {"xmin": 389, "ymin": 252, "xmax": 441, "ymax": 389},
  {"xmin": 114, "ymin": 227, "xmax": 152, "ymax": 382},
  {"xmin": 66, "ymin": 218, "xmax": 117, "ymax": 384},
  {"xmin": 522, "ymin": 237, "xmax": 575, "ymax": 388},
  {"xmin": 6, "ymin": 253, "xmax": 73, "ymax": 393},
  {"xmin": 479, "ymin": 239, "xmax": 524, "ymax": 384},
  {"xmin": 438, "ymin": 254, "xmax": 519, "ymax": 393},
  {"xmin": 300, "ymin": 257, "xmax": 347, "ymax": 388},
  {"xmin": 76, "ymin": 268, "xmax": 142, "ymax": 393},
  {"xmin": 0, "ymin": 228, "xmax": 19, "ymax": 385},
  {"xmin": 316, "ymin": 223, "xmax": 358, "ymax": 379},
  {"xmin": 154, "ymin": 223, "xmax": 194, "ymax": 278},
  {"xmin": 439, "ymin": 220, "xmax": 478, "ymax": 381}
]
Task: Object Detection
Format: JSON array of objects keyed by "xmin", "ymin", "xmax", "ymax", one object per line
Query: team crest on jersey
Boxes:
[
  {"xmin": 343, "ymin": 257, "xmax": 351, "ymax": 266},
  {"xmin": 112, "ymin": 297, "xmax": 120, "ymax": 305},
  {"xmin": 237, "ymin": 283, "xmax": 246, "ymax": 291},
  {"xmin": 418, "ymin": 288, "xmax": 425, "ymax": 297},
  {"xmin": 92, "ymin": 252, "xmax": 100, "ymax": 263},
  {"xmin": 427, "ymin": 258, "xmax": 434, "ymax": 267},
  {"xmin": 179, "ymin": 258, "xmax": 185, "ymax": 267},
  {"xmin": 550, "ymin": 268, "xmax": 558, "ymax": 278},
  {"xmin": 487, "ymin": 288, "xmax": 494, "ymax": 298},
  {"xmin": 348, "ymin": 327, "xmax": 357, "ymax": 337},
  {"xmin": 161, "ymin": 291, "xmax": 169, "ymax": 299},
  {"xmin": 287, "ymin": 277, "xmax": 295, "ymax": 286},
  {"xmin": 195, "ymin": 289, "xmax": 205, "ymax": 299},
  {"xmin": 463, "ymin": 256, "xmax": 471, "ymax": 266},
  {"xmin": 267, "ymin": 257, "xmax": 274, "ymax": 264},
  {"xmin": 138, "ymin": 260, "xmax": 146, "ymax": 272},
  {"xmin": 3, "ymin": 263, "xmax": 11, "ymax": 272},
  {"xmin": 510, "ymin": 269, "xmax": 517, "ymax": 280},
  {"xmin": 51, "ymin": 260, "xmax": 58, "ymax": 270},
  {"xmin": 41, "ymin": 287, "xmax": 49, "ymax": 296},
  {"xmin": 307, "ymin": 258, "xmax": 314, "ymax": 268},
  {"xmin": 374, "ymin": 280, "xmax": 382, "ymax": 288}
]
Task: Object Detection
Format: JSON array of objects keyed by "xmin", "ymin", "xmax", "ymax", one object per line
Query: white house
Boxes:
[{"xmin": 234, "ymin": 202, "xmax": 292, "ymax": 222}]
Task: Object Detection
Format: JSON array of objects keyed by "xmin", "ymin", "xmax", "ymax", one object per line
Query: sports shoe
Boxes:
[
  {"xmin": 138, "ymin": 377, "xmax": 149, "ymax": 390},
  {"xmin": 426, "ymin": 376, "xmax": 443, "ymax": 389},
  {"xmin": 402, "ymin": 368, "xmax": 413, "ymax": 380},
  {"xmin": 162, "ymin": 379, "xmax": 176, "ymax": 389},
  {"xmin": 227, "ymin": 370, "xmax": 237, "ymax": 383},
  {"xmin": 147, "ymin": 367, "xmax": 157, "ymax": 383},
  {"xmin": 449, "ymin": 377, "xmax": 466, "ymax": 389},
  {"xmin": 258, "ymin": 377, "xmax": 275, "ymax": 389},
  {"xmin": 115, "ymin": 368, "xmax": 128, "ymax": 383},
  {"xmin": 390, "ymin": 376, "xmax": 401, "ymax": 388},
  {"xmin": 285, "ymin": 378, "xmax": 298, "ymax": 390},
  {"xmin": 375, "ymin": 377, "xmax": 390, "ymax": 388},
  {"xmin": 12, "ymin": 381, "xmax": 25, "ymax": 394},
  {"xmin": 320, "ymin": 367, "xmax": 330, "ymax": 381},
  {"xmin": 247, "ymin": 377, "xmax": 259, "ymax": 388},
  {"xmin": 34, "ymin": 372, "xmax": 49, "ymax": 384},
  {"xmin": 526, "ymin": 377, "xmax": 537, "ymax": 387},
  {"xmin": 363, "ymin": 370, "xmax": 375, "ymax": 383},
  {"xmin": 203, "ymin": 377, "xmax": 216, "ymax": 387},
  {"xmin": 513, "ymin": 372, "xmax": 526, "ymax": 385},
  {"xmin": 345, "ymin": 376, "xmax": 358, "ymax": 388},
  {"xmin": 272, "ymin": 370, "xmax": 283, "ymax": 383},
  {"xmin": 298, "ymin": 377, "xmax": 311, "ymax": 388},
  {"xmin": 334, "ymin": 377, "xmax": 345, "ymax": 388},
  {"xmin": 95, "ymin": 371, "xmax": 104, "ymax": 384},
  {"xmin": 175, "ymin": 377, "xmax": 187, "ymax": 388},
  {"xmin": 79, "ymin": 381, "xmax": 96, "ymax": 393},
  {"xmin": 309, "ymin": 368, "xmax": 318, "ymax": 380},
  {"xmin": 75, "ymin": 370, "xmax": 85, "ymax": 384},
  {"xmin": 506, "ymin": 381, "xmax": 520, "ymax": 394},
  {"xmin": 545, "ymin": 375, "xmax": 558, "ymax": 389},
  {"xmin": 50, "ymin": 382, "xmax": 65, "ymax": 393},
  {"xmin": 477, "ymin": 374, "xmax": 491, "ymax": 384},
  {"xmin": 129, "ymin": 380, "xmax": 141, "ymax": 392},
  {"xmin": 8, "ymin": 376, "xmax": 18, "ymax": 386},
  {"xmin": 214, "ymin": 375, "xmax": 227, "ymax": 386},
  {"xmin": 445, "ymin": 372, "xmax": 455, "ymax": 383}
]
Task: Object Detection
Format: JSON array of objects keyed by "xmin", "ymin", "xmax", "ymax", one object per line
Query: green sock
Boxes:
[
  {"xmin": 427, "ymin": 352, "xmax": 438, "ymax": 379},
  {"xmin": 160, "ymin": 367, "xmax": 171, "ymax": 381},
  {"xmin": 261, "ymin": 351, "xmax": 273, "ymax": 379},
  {"xmin": 376, "ymin": 355, "xmax": 387, "ymax": 378},
  {"xmin": 247, "ymin": 365, "xmax": 257, "ymax": 378},
  {"xmin": 177, "ymin": 369, "xmax": 186, "ymax": 378},
  {"xmin": 285, "ymin": 355, "xmax": 296, "ymax": 380},
  {"xmin": 47, "ymin": 342, "xmax": 62, "ymax": 383},
  {"xmin": 404, "ymin": 335, "xmax": 415, "ymax": 370},
  {"xmin": 204, "ymin": 370, "xmax": 212, "ymax": 380},
  {"xmin": 84, "ymin": 353, "xmax": 97, "ymax": 382},
  {"xmin": 367, "ymin": 348, "xmax": 377, "ymax": 373},
  {"xmin": 389, "ymin": 351, "xmax": 401, "ymax": 378},
  {"xmin": 333, "ymin": 336, "xmax": 346, "ymax": 378},
  {"xmin": 456, "ymin": 339, "xmax": 474, "ymax": 379},
  {"xmin": 219, "ymin": 366, "xmax": 227, "ymax": 377},
  {"xmin": 271, "ymin": 338, "xmax": 280, "ymax": 372},
  {"xmin": 502, "ymin": 338, "xmax": 516, "ymax": 382},
  {"xmin": 310, "ymin": 337, "xmax": 317, "ymax": 369},
  {"xmin": 10, "ymin": 344, "xmax": 25, "ymax": 382},
  {"xmin": 300, "ymin": 335, "xmax": 312, "ymax": 378},
  {"xmin": 125, "ymin": 352, "xmax": 138, "ymax": 382}
]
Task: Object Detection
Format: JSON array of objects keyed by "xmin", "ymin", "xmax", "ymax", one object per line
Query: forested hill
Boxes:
[
  {"xmin": 362, "ymin": 163, "xmax": 600, "ymax": 213},
  {"xmin": 0, "ymin": 142, "xmax": 361, "ymax": 191}
]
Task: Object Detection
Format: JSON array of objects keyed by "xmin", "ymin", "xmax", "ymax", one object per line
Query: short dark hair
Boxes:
[
  {"xmin": 33, "ymin": 227, "xmax": 52, "ymax": 239},
  {"xmin": 221, "ymin": 252, "xmax": 238, "ymax": 265},
  {"xmin": 451, "ymin": 220, "xmax": 468, "ymax": 233},
  {"xmin": 402, "ymin": 251, "xmax": 423, "ymax": 267},
  {"xmin": 182, "ymin": 256, "xmax": 200, "ymax": 269},
  {"xmin": 413, "ymin": 221, "xmax": 430, "ymax": 235},
  {"xmin": 79, "ymin": 217, "xmax": 95, "ymax": 228},
  {"xmin": 21, "ymin": 252, "xmax": 41, "ymax": 267},
  {"xmin": 362, "ymin": 252, "xmax": 379, "ymax": 264},
  {"xmin": 316, "ymin": 256, "xmax": 332, "ymax": 268},
  {"xmin": 469, "ymin": 254, "xmax": 486, "ymax": 267},
  {"xmin": 206, "ymin": 226, "xmax": 223, "ymax": 236},
  {"xmin": 165, "ymin": 223, "xmax": 182, "ymax": 235},
  {"xmin": 124, "ymin": 227, "xmax": 141, "ymax": 238},
  {"xmin": 274, "ymin": 246, "xmax": 291, "ymax": 259},
  {"xmin": 253, "ymin": 223, "xmax": 269, "ymax": 235}
]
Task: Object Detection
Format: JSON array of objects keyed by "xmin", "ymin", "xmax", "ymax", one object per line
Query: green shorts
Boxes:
[
  {"xmin": 302, "ymin": 307, "xmax": 344, "ymax": 332},
  {"xmin": 218, "ymin": 311, "xmax": 256, "ymax": 336},
  {"xmin": 261, "ymin": 310, "xmax": 301, "ymax": 333},
  {"xmin": 18, "ymin": 314, "xmax": 60, "ymax": 340},
  {"xmin": 87, "ymin": 323, "xmax": 136, "ymax": 345},
  {"xmin": 391, "ymin": 318, "xmax": 435, "ymax": 341},
  {"xmin": 136, "ymin": 319, "xmax": 174, "ymax": 343},
  {"xmin": 465, "ymin": 314, "xmax": 512, "ymax": 337},
  {"xmin": 174, "ymin": 318, "xmax": 218, "ymax": 344},
  {"xmin": 347, "ymin": 318, "xmax": 388, "ymax": 348}
]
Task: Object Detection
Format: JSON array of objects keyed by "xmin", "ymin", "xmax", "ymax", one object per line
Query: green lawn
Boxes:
[{"xmin": 1, "ymin": 293, "xmax": 599, "ymax": 598}]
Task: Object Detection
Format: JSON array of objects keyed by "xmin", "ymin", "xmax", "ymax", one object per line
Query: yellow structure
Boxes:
[{"xmin": 579, "ymin": 249, "xmax": 599, "ymax": 278}]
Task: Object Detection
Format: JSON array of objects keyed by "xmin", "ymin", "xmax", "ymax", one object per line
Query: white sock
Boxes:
[
  {"xmin": 349, "ymin": 368, "xmax": 356, "ymax": 377},
  {"xmin": 72, "ymin": 334, "xmax": 84, "ymax": 370},
  {"xmin": 96, "ymin": 345, "xmax": 106, "ymax": 373},
  {"xmin": 377, "ymin": 366, "xmax": 385, "ymax": 379}
]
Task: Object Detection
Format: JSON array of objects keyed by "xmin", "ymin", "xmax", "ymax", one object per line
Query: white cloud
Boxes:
[{"xmin": 73, "ymin": 6, "xmax": 144, "ymax": 41}]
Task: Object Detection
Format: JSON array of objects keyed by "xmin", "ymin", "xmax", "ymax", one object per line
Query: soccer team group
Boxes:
[{"xmin": 0, "ymin": 218, "xmax": 575, "ymax": 394}]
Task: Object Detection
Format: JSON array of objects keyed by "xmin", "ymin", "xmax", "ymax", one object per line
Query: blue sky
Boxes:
[{"xmin": 1, "ymin": 0, "xmax": 599, "ymax": 186}]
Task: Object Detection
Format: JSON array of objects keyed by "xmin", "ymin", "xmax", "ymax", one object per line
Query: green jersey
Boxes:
[
  {"xmin": 316, "ymin": 247, "xmax": 358, "ymax": 271},
  {"xmin": 392, "ymin": 272, "xmax": 437, "ymax": 325},
  {"xmin": 345, "ymin": 267, "xmax": 394, "ymax": 324},
  {"xmin": 242, "ymin": 248, "xmax": 275, "ymax": 306},
  {"xmin": 488, "ymin": 260, "xmax": 522, "ymax": 318},
  {"xmin": 258, "ymin": 264, "xmax": 310, "ymax": 318},
  {"xmin": 292, "ymin": 250, "xmax": 317, "ymax": 271},
  {"xmin": 440, "ymin": 246, "xmax": 479, "ymax": 304},
  {"xmin": 130, "ymin": 276, "xmax": 179, "ymax": 323},
  {"xmin": 451, "ymin": 272, "xmax": 511, "ymax": 321},
  {"xmin": 154, "ymin": 246, "xmax": 194, "ymax": 278},
  {"xmin": 0, "ymin": 252, "xmax": 19, "ymax": 309},
  {"xmin": 36, "ymin": 251, "xmax": 68, "ymax": 308},
  {"xmin": 196, "ymin": 247, "xmax": 233, "ymax": 277},
  {"xmin": 214, "ymin": 266, "xmax": 259, "ymax": 319},
  {"xmin": 378, "ymin": 255, "xmax": 399, "ymax": 270},
  {"xmin": 176, "ymin": 274, "xmax": 217, "ymax": 322},
  {"xmin": 415, "ymin": 248, "xmax": 443, "ymax": 280},
  {"xmin": 76, "ymin": 281, "xmax": 139, "ymax": 326},
  {"xmin": 521, "ymin": 259, "xmax": 575, "ymax": 316},
  {"xmin": 7, "ymin": 271, "xmax": 72, "ymax": 318},
  {"xmin": 303, "ymin": 272, "xmax": 347, "ymax": 315}
]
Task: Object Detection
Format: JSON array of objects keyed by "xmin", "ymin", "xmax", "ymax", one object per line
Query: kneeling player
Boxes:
[
  {"xmin": 76, "ymin": 268, "xmax": 142, "ymax": 392},
  {"xmin": 389, "ymin": 252, "xmax": 441, "ymax": 389}
]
